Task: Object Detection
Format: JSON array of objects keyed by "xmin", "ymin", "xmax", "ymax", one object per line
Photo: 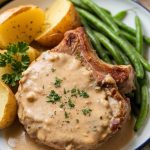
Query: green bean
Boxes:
[
  {"xmin": 144, "ymin": 37, "xmax": 150, "ymax": 44},
  {"xmin": 77, "ymin": 8, "xmax": 144, "ymax": 78},
  {"xmin": 135, "ymin": 16, "xmax": 143, "ymax": 54},
  {"xmin": 119, "ymin": 30, "xmax": 136, "ymax": 44},
  {"xmin": 81, "ymin": 0, "xmax": 119, "ymax": 33},
  {"xmin": 94, "ymin": 31, "xmax": 125, "ymax": 65},
  {"xmin": 80, "ymin": 17, "xmax": 111, "ymax": 63},
  {"xmin": 70, "ymin": 0, "xmax": 111, "ymax": 15},
  {"xmin": 134, "ymin": 83, "xmax": 149, "ymax": 131},
  {"xmin": 136, "ymin": 52, "xmax": 150, "ymax": 71},
  {"xmin": 114, "ymin": 18, "xmax": 150, "ymax": 45},
  {"xmin": 135, "ymin": 79, "xmax": 141, "ymax": 105},
  {"xmin": 70, "ymin": 0, "xmax": 89, "ymax": 10},
  {"xmin": 114, "ymin": 10, "xmax": 127, "ymax": 21},
  {"xmin": 112, "ymin": 44, "xmax": 130, "ymax": 65}
]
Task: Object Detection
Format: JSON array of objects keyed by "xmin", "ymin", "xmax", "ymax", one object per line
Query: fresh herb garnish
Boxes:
[
  {"xmin": 68, "ymin": 99, "xmax": 75, "ymax": 108},
  {"xmin": 79, "ymin": 90, "xmax": 89, "ymax": 98},
  {"xmin": 64, "ymin": 111, "xmax": 69, "ymax": 118},
  {"xmin": 0, "ymin": 42, "xmax": 30, "ymax": 86},
  {"xmin": 54, "ymin": 77, "xmax": 62, "ymax": 88},
  {"xmin": 70, "ymin": 88, "xmax": 89, "ymax": 98},
  {"xmin": 82, "ymin": 108, "xmax": 92, "ymax": 116},
  {"xmin": 59, "ymin": 103, "xmax": 64, "ymax": 108},
  {"xmin": 51, "ymin": 68, "xmax": 56, "ymax": 72},
  {"xmin": 47, "ymin": 90, "xmax": 62, "ymax": 103},
  {"xmin": 71, "ymin": 87, "xmax": 78, "ymax": 97}
]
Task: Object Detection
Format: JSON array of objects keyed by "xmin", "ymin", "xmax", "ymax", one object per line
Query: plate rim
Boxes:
[
  {"xmin": 0, "ymin": 0, "xmax": 149, "ymax": 149},
  {"xmin": 131, "ymin": 1, "xmax": 150, "ymax": 150}
]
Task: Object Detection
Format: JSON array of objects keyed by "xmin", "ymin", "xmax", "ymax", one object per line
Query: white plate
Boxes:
[{"xmin": 0, "ymin": 0, "xmax": 150, "ymax": 150}]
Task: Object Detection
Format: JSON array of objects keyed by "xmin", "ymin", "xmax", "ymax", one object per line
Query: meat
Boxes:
[
  {"xmin": 16, "ymin": 27, "xmax": 133, "ymax": 150},
  {"xmin": 52, "ymin": 27, "xmax": 135, "ymax": 94}
]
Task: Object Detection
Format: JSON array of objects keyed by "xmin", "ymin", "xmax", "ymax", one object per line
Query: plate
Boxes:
[{"xmin": 0, "ymin": 0, "xmax": 150, "ymax": 150}]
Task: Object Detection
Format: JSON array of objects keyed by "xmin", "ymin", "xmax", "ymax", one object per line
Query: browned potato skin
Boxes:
[
  {"xmin": 0, "ymin": 81, "xmax": 17, "ymax": 129},
  {"xmin": 36, "ymin": 3, "xmax": 81, "ymax": 48}
]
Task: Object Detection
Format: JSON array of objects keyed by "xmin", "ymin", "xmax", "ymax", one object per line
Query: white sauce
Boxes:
[{"xmin": 15, "ymin": 52, "xmax": 126, "ymax": 149}]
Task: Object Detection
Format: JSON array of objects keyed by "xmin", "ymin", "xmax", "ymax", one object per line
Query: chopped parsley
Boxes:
[
  {"xmin": 51, "ymin": 68, "xmax": 56, "ymax": 72},
  {"xmin": 82, "ymin": 108, "xmax": 92, "ymax": 116},
  {"xmin": 64, "ymin": 111, "xmax": 69, "ymax": 118},
  {"xmin": 54, "ymin": 77, "xmax": 62, "ymax": 88},
  {"xmin": 70, "ymin": 88, "xmax": 89, "ymax": 98},
  {"xmin": 0, "ymin": 42, "xmax": 30, "ymax": 86},
  {"xmin": 59, "ymin": 103, "xmax": 64, "ymax": 108},
  {"xmin": 79, "ymin": 90, "xmax": 89, "ymax": 98},
  {"xmin": 71, "ymin": 87, "xmax": 78, "ymax": 97},
  {"xmin": 68, "ymin": 99, "xmax": 75, "ymax": 108},
  {"xmin": 47, "ymin": 90, "xmax": 61, "ymax": 103}
]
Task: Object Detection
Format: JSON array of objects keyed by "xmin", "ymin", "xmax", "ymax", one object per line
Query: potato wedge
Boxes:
[
  {"xmin": 27, "ymin": 46, "xmax": 41, "ymax": 62},
  {"xmin": 0, "ymin": 81, "xmax": 17, "ymax": 129},
  {"xmin": 0, "ymin": 5, "xmax": 45, "ymax": 48},
  {"xmin": 35, "ymin": 0, "xmax": 81, "ymax": 47}
]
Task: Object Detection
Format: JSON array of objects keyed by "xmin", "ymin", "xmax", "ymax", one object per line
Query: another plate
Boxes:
[{"xmin": 0, "ymin": 0, "xmax": 150, "ymax": 150}]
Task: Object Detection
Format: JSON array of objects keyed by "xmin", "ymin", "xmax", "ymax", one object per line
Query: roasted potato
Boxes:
[
  {"xmin": 0, "ymin": 81, "xmax": 17, "ymax": 129},
  {"xmin": 27, "ymin": 46, "xmax": 41, "ymax": 62},
  {"xmin": 0, "ymin": 5, "xmax": 45, "ymax": 48},
  {"xmin": 35, "ymin": 0, "xmax": 81, "ymax": 47}
]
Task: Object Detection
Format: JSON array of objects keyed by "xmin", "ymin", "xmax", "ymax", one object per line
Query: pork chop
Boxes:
[
  {"xmin": 16, "ymin": 28, "xmax": 132, "ymax": 150},
  {"xmin": 52, "ymin": 27, "xmax": 135, "ymax": 94}
]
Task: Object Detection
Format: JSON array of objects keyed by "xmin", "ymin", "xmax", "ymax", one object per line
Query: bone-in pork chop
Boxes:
[
  {"xmin": 52, "ymin": 27, "xmax": 135, "ymax": 94},
  {"xmin": 16, "ymin": 28, "xmax": 133, "ymax": 150}
]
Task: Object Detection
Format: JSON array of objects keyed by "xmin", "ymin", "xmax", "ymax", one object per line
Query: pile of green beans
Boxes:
[{"xmin": 70, "ymin": 0, "xmax": 149, "ymax": 131}]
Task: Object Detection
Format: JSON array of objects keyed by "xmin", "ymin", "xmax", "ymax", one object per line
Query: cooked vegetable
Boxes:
[
  {"xmin": 80, "ymin": 17, "xmax": 111, "ymax": 63},
  {"xmin": 120, "ymin": 30, "xmax": 136, "ymax": 44},
  {"xmin": 27, "ymin": 46, "xmax": 41, "ymax": 62},
  {"xmin": 134, "ymin": 83, "xmax": 149, "ymax": 131},
  {"xmin": 136, "ymin": 52, "xmax": 150, "ymax": 71},
  {"xmin": 0, "ymin": 81, "xmax": 17, "ymax": 129},
  {"xmin": 135, "ymin": 16, "xmax": 143, "ymax": 54},
  {"xmin": 70, "ymin": 0, "xmax": 89, "ymax": 10},
  {"xmin": 0, "ymin": 5, "xmax": 45, "ymax": 49},
  {"xmin": 36, "ymin": 0, "xmax": 81, "ymax": 47},
  {"xmin": 114, "ymin": 18, "xmax": 150, "ymax": 44},
  {"xmin": 70, "ymin": 0, "xmax": 111, "ymax": 15},
  {"xmin": 94, "ymin": 31, "xmax": 124, "ymax": 64},
  {"xmin": 77, "ymin": 8, "xmax": 144, "ymax": 78},
  {"xmin": 112, "ymin": 43, "xmax": 130, "ymax": 65},
  {"xmin": 114, "ymin": 10, "xmax": 127, "ymax": 21},
  {"xmin": 81, "ymin": 0, "xmax": 119, "ymax": 33}
]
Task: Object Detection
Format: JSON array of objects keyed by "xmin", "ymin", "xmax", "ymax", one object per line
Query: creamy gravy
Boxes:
[
  {"xmin": 4, "ymin": 116, "xmax": 134, "ymax": 150},
  {"xmin": 14, "ymin": 51, "xmax": 131, "ymax": 150},
  {"xmin": 4, "ymin": 119, "xmax": 51, "ymax": 150}
]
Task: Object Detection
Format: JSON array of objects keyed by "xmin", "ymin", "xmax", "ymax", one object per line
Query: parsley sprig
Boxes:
[{"xmin": 0, "ymin": 42, "xmax": 30, "ymax": 86}]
